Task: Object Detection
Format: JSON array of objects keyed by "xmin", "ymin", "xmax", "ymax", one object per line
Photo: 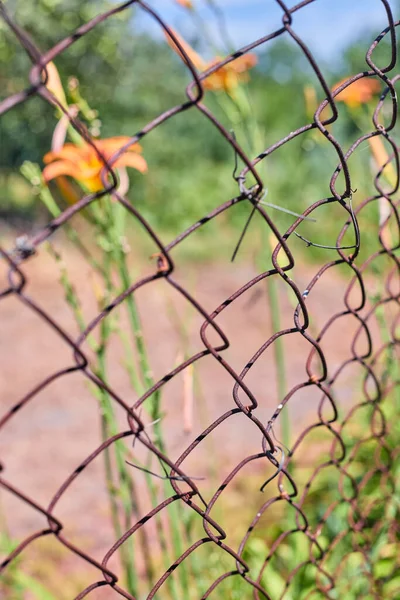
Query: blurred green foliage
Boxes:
[{"xmin": 1, "ymin": 0, "xmax": 397, "ymax": 259}]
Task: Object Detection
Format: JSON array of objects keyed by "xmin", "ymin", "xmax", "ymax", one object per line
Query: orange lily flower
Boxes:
[
  {"xmin": 175, "ymin": 0, "xmax": 193, "ymax": 7},
  {"xmin": 43, "ymin": 136, "xmax": 147, "ymax": 193},
  {"xmin": 165, "ymin": 28, "xmax": 257, "ymax": 93},
  {"xmin": 332, "ymin": 77, "xmax": 381, "ymax": 108}
]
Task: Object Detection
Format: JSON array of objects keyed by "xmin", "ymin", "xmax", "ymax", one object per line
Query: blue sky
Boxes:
[{"xmin": 135, "ymin": 0, "xmax": 398, "ymax": 62}]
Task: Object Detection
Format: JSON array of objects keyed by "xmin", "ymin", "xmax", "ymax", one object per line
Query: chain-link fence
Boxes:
[{"xmin": 1, "ymin": 1, "xmax": 399, "ymax": 598}]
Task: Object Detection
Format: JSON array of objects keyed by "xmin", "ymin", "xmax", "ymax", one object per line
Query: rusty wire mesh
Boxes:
[{"xmin": 1, "ymin": 0, "xmax": 400, "ymax": 598}]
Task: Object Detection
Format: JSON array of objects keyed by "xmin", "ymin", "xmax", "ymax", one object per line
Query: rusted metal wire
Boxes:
[{"xmin": 0, "ymin": 0, "xmax": 399, "ymax": 598}]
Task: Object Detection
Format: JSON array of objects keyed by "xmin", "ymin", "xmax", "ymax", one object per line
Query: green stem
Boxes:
[
  {"xmin": 105, "ymin": 197, "xmax": 191, "ymax": 598},
  {"xmin": 128, "ymin": 475, "xmax": 155, "ymax": 588},
  {"xmin": 95, "ymin": 249, "xmax": 138, "ymax": 595},
  {"xmin": 267, "ymin": 277, "xmax": 290, "ymax": 451},
  {"xmin": 225, "ymin": 87, "xmax": 289, "ymax": 450},
  {"xmin": 96, "ymin": 198, "xmax": 184, "ymax": 598},
  {"xmin": 118, "ymin": 249, "xmax": 188, "ymax": 599}
]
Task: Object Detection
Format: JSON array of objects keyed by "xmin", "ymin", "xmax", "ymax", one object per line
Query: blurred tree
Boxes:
[{"xmin": 0, "ymin": 0, "xmax": 138, "ymax": 166}]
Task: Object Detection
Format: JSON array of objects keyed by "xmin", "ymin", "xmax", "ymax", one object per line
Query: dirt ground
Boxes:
[{"xmin": 0, "ymin": 236, "xmax": 377, "ymax": 590}]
